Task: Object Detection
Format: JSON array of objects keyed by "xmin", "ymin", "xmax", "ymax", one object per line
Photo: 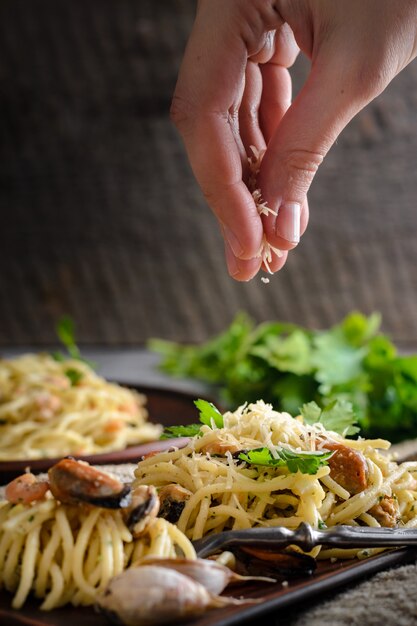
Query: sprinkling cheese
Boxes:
[
  {"xmin": 257, "ymin": 236, "xmax": 284, "ymax": 274},
  {"xmin": 261, "ymin": 277, "xmax": 270, "ymax": 284},
  {"xmin": 248, "ymin": 146, "xmax": 283, "ymax": 271}
]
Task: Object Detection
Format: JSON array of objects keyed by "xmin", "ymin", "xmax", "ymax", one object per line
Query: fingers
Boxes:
[
  {"xmin": 238, "ymin": 61, "xmax": 266, "ymax": 157},
  {"xmin": 224, "ymin": 240, "xmax": 262, "ymax": 282},
  {"xmin": 171, "ymin": 4, "xmax": 265, "ymax": 264},
  {"xmin": 237, "ymin": 23, "xmax": 303, "ymax": 262},
  {"xmin": 224, "ymin": 239, "xmax": 289, "ymax": 280},
  {"xmin": 259, "ymin": 23, "xmax": 299, "ymax": 143},
  {"xmin": 259, "ymin": 57, "xmax": 368, "ymax": 250},
  {"xmin": 259, "ymin": 63, "xmax": 292, "ymax": 145}
]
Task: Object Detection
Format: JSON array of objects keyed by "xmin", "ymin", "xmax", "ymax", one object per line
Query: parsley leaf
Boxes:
[
  {"xmin": 239, "ymin": 446, "xmax": 333, "ymax": 475},
  {"xmin": 194, "ymin": 399, "xmax": 224, "ymax": 428},
  {"xmin": 57, "ymin": 316, "xmax": 80, "ymax": 360},
  {"xmin": 251, "ymin": 330, "xmax": 313, "ymax": 376},
  {"xmin": 64, "ymin": 368, "xmax": 84, "ymax": 386},
  {"xmin": 53, "ymin": 316, "xmax": 95, "ymax": 369},
  {"xmin": 301, "ymin": 400, "xmax": 359, "ymax": 436},
  {"xmin": 160, "ymin": 423, "xmax": 202, "ymax": 440},
  {"xmin": 161, "ymin": 399, "xmax": 223, "ymax": 439}
]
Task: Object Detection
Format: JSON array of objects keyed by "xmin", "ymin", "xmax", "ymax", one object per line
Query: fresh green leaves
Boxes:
[
  {"xmin": 160, "ymin": 423, "xmax": 203, "ymax": 440},
  {"xmin": 151, "ymin": 311, "xmax": 417, "ymax": 442},
  {"xmin": 64, "ymin": 368, "xmax": 84, "ymax": 386},
  {"xmin": 56, "ymin": 316, "xmax": 81, "ymax": 360},
  {"xmin": 251, "ymin": 330, "xmax": 313, "ymax": 376},
  {"xmin": 238, "ymin": 446, "xmax": 333, "ymax": 475},
  {"xmin": 194, "ymin": 399, "xmax": 224, "ymax": 428},
  {"xmin": 53, "ymin": 316, "xmax": 94, "ymax": 377},
  {"xmin": 161, "ymin": 398, "xmax": 333, "ymax": 475},
  {"xmin": 160, "ymin": 399, "xmax": 223, "ymax": 440},
  {"xmin": 301, "ymin": 400, "xmax": 359, "ymax": 436}
]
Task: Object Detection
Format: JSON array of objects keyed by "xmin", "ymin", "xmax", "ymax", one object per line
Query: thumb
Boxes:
[{"xmin": 258, "ymin": 57, "xmax": 374, "ymax": 249}]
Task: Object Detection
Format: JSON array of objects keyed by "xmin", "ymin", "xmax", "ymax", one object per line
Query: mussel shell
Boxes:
[
  {"xmin": 126, "ymin": 492, "xmax": 158, "ymax": 529},
  {"xmin": 232, "ymin": 546, "xmax": 316, "ymax": 578},
  {"xmin": 158, "ymin": 499, "xmax": 186, "ymax": 523},
  {"xmin": 76, "ymin": 484, "xmax": 131, "ymax": 509}
]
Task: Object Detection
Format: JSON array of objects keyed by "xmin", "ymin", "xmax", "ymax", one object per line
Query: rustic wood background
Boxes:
[{"xmin": 1, "ymin": 0, "xmax": 417, "ymax": 348}]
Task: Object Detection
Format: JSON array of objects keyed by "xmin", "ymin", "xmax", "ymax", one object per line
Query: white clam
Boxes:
[
  {"xmin": 96, "ymin": 565, "xmax": 255, "ymax": 626},
  {"xmin": 135, "ymin": 557, "xmax": 275, "ymax": 595}
]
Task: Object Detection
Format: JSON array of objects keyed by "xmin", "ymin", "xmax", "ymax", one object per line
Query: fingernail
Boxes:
[
  {"xmin": 275, "ymin": 202, "xmax": 301, "ymax": 243},
  {"xmin": 223, "ymin": 226, "xmax": 244, "ymax": 257},
  {"xmin": 224, "ymin": 240, "xmax": 244, "ymax": 278}
]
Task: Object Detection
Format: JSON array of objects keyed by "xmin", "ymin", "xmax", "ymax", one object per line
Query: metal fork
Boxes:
[{"xmin": 193, "ymin": 522, "xmax": 417, "ymax": 558}]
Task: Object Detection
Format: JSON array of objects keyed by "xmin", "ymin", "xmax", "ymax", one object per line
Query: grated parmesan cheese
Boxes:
[{"xmin": 248, "ymin": 146, "xmax": 282, "ymax": 272}]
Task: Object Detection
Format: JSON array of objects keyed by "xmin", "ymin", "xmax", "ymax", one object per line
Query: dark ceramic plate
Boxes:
[
  {"xmin": 1, "ymin": 548, "xmax": 416, "ymax": 626},
  {"xmin": 0, "ymin": 384, "xmax": 201, "ymax": 483},
  {"xmin": 2, "ymin": 387, "xmax": 417, "ymax": 626}
]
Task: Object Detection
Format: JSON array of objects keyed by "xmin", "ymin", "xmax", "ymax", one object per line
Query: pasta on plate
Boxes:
[
  {"xmin": 135, "ymin": 400, "xmax": 417, "ymax": 560},
  {"xmin": 0, "ymin": 459, "xmax": 195, "ymax": 610},
  {"xmin": 0, "ymin": 353, "xmax": 161, "ymax": 460}
]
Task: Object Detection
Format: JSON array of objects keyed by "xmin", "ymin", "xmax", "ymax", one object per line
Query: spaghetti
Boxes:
[
  {"xmin": 0, "ymin": 464, "xmax": 195, "ymax": 610},
  {"xmin": 0, "ymin": 353, "xmax": 161, "ymax": 460},
  {"xmin": 134, "ymin": 400, "xmax": 417, "ymax": 559}
]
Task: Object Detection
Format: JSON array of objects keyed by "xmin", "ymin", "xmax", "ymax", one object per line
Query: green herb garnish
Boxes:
[
  {"xmin": 194, "ymin": 399, "xmax": 224, "ymax": 428},
  {"xmin": 56, "ymin": 316, "xmax": 81, "ymax": 360},
  {"xmin": 53, "ymin": 316, "xmax": 94, "ymax": 373},
  {"xmin": 64, "ymin": 368, "xmax": 84, "ymax": 386},
  {"xmin": 150, "ymin": 311, "xmax": 417, "ymax": 442},
  {"xmin": 161, "ymin": 399, "xmax": 223, "ymax": 440},
  {"xmin": 238, "ymin": 446, "xmax": 333, "ymax": 475},
  {"xmin": 301, "ymin": 399, "xmax": 359, "ymax": 436},
  {"xmin": 160, "ymin": 423, "xmax": 203, "ymax": 440}
]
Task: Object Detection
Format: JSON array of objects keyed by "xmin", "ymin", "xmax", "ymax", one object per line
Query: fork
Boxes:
[{"xmin": 193, "ymin": 522, "xmax": 417, "ymax": 558}]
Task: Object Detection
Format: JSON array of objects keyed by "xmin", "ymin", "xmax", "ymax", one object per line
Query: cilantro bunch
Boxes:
[{"xmin": 150, "ymin": 312, "xmax": 417, "ymax": 442}]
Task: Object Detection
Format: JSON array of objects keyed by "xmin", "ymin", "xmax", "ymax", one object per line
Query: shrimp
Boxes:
[{"xmin": 5, "ymin": 473, "xmax": 50, "ymax": 504}]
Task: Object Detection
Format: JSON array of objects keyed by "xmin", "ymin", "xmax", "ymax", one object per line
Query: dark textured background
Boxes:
[{"xmin": 1, "ymin": 0, "xmax": 417, "ymax": 347}]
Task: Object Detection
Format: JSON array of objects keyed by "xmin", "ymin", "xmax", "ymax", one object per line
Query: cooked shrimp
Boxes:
[
  {"xmin": 33, "ymin": 392, "xmax": 62, "ymax": 421},
  {"xmin": 319, "ymin": 440, "xmax": 368, "ymax": 494},
  {"xmin": 48, "ymin": 458, "xmax": 130, "ymax": 508},
  {"xmin": 5, "ymin": 473, "xmax": 50, "ymax": 504}
]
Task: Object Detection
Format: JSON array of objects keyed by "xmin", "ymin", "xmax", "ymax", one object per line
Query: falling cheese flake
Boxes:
[
  {"xmin": 248, "ymin": 146, "xmax": 282, "ymax": 269},
  {"xmin": 261, "ymin": 277, "xmax": 270, "ymax": 284}
]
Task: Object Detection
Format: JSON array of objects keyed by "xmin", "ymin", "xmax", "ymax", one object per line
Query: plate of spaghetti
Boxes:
[
  {"xmin": 1, "ymin": 398, "xmax": 417, "ymax": 626},
  {"xmin": 135, "ymin": 399, "xmax": 417, "ymax": 557},
  {"xmin": 0, "ymin": 352, "xmax": 206, "ymax": 481}
]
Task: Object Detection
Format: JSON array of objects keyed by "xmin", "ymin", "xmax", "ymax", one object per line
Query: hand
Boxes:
[{"xmin": 171, "ymin": 0, "xmax": 417, "ymax": 281}]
